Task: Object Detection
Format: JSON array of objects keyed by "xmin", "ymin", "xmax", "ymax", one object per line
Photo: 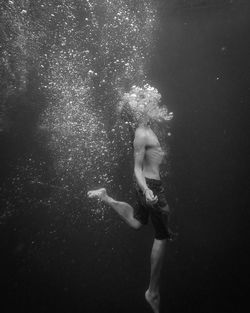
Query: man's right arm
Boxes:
[
  {"xmin": 134, "ymin": 129, "xmax": 158, "ymax": 204},
  {"xmin": 133, "ymin": 129, "xmax": 148, "ymax": 193}
]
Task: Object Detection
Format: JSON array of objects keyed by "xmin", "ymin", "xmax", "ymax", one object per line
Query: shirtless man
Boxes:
[{"xmin": 88, "ymin": 85, "xmax": 174, "ymax": 313}]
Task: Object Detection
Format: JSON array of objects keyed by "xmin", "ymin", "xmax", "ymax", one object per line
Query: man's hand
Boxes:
[{"xmin": 144, "ymin": 189, "xmax": 158, "ymax": 205}]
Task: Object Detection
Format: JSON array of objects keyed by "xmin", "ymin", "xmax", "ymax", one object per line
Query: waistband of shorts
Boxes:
[
  {"xmin": 133, "ymin": 175, "xmax": 162, "ymax": 186},
  {"xmin": 145, "ymin": 177, "xmax": 162, "ymax": 186}
]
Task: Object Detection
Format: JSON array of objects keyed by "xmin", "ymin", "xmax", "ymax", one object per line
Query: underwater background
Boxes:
[{"xmin": 0, "ymin": 1, "xmax": 250, "ymax": 312}]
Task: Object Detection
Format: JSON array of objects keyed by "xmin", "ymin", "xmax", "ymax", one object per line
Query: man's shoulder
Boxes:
[
  {"xmin": 135, "ymin": 126, "xmax": 149, "ymax": 137},
  {"xmin": 134, "ymin": 127, "xmax": 149, "ymax": 146}
]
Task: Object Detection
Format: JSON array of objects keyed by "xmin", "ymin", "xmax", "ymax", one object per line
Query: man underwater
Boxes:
[{"xmin": 88, "ymin": 84, "xmax": 174, "ymax": 313}]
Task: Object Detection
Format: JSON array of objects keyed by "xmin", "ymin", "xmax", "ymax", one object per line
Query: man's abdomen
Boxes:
[
  {"xmin": 143, "ymin": 149, "xmax": 164, "ymax": 179},
  {"xmin": 142, "ymin": 165, "xmax": 161, "ymax": 180}
]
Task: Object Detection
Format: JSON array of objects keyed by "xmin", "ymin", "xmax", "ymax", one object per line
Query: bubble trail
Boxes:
[
  {"xmin": 38, "ymin": 0, "xmax": 158, "ymax": 222},
  {"xmin": 1, "ymin": 0, "xmax": 158, "ymax": 224}
]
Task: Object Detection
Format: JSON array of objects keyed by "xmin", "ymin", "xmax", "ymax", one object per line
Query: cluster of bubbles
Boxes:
[
  {"xmin": 0, "ymin": 0, "xmax": 163, "ymax": 226},
  {"xmin": 37, "ymin": 0, "xmax": 159, "ymax": 222},
  {"xmin": 39, "ymin": 49, "xmax": 115, "ymax": 219}
]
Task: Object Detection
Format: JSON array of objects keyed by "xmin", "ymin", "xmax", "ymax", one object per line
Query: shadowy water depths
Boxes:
[
  {"xmin": 149, "ymin": 2, "xmax": 250, "ymax": 312},
  {"xmin": 1, "ymin": 1, "xmax": 250, "ymax": 313}
]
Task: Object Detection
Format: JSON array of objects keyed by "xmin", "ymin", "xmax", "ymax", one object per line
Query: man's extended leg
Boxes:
[
  {"xmin": 145, "ymin": 238, "xmax": 166, "ymax": 313},
  {"xmin": 145, "ymin": 203, "xmax": 170, "ymax": 313},
  {"xmin": 87, "ymin": 188, "xmax": 141, "ymax": 229}
]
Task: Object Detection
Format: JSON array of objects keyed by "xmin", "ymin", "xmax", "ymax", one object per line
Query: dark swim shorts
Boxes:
[{"xmin": 133, "ymin": 177, "xmax": 171, "ymax": 240}]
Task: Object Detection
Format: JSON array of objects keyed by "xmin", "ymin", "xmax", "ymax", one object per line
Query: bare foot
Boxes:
[
  {"xmin": 87, "ymin": 188, "xmax": 108, "ymax": 201},
  {"xmin": 145, "ymin": 289, "xmax": 160, "ymax": 313}
]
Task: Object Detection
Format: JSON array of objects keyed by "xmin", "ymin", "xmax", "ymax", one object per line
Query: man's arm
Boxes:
[
  {"xmin": 133, "ymin": 129, "xmax": 148, "ymax": 193},
  {"xmin": 134, "ymin": 128, "xmax": 158, "ymax": 204}
]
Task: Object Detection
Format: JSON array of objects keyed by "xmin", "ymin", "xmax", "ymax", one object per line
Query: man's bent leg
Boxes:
[
  {"xmin": 146, "ymin": 238, "xmax": 167, "ymax": 313},
  {"xmin": 87, "ymin": 188, "xmax": 141, "ymax": 229}
]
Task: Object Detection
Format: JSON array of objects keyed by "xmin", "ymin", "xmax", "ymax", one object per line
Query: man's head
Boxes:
[{"xmin": 118, "ymin": 84, "xmax": 173, "ymax": 127}]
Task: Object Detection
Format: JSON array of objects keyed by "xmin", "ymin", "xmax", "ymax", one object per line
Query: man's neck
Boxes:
[{"xmin": 138, "ymin": 121, "xmax": 151, "ymax": 129}]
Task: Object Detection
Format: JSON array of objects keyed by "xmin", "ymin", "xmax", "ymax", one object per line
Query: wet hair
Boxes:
[{"xmin": 118, "ymin": 84, "xmax": 173, "ymax": 125}]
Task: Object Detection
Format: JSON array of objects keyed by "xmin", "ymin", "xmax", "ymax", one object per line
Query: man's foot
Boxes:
[
  {"xmin": 87, "ymin": 188, "xmax": 108, "ymax": 201},
  {"xmin": 145, "ymin": 289, "xmax": 160, "ymax": 313}
]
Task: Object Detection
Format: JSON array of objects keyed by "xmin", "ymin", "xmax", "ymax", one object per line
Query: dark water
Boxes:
[{"xmin": 1, "ymin": 1, "xmax": 250, "ymax": 312}]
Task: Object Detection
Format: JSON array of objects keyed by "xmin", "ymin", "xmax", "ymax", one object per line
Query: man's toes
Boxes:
[{"xmin": 87, "ymin": 191, "xmax": 93, "ymax": 198}]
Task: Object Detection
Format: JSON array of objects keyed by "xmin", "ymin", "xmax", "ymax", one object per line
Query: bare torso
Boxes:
[{"xmin": 135, "ymin": 127, "xmax": 165, "ymax": 180}]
